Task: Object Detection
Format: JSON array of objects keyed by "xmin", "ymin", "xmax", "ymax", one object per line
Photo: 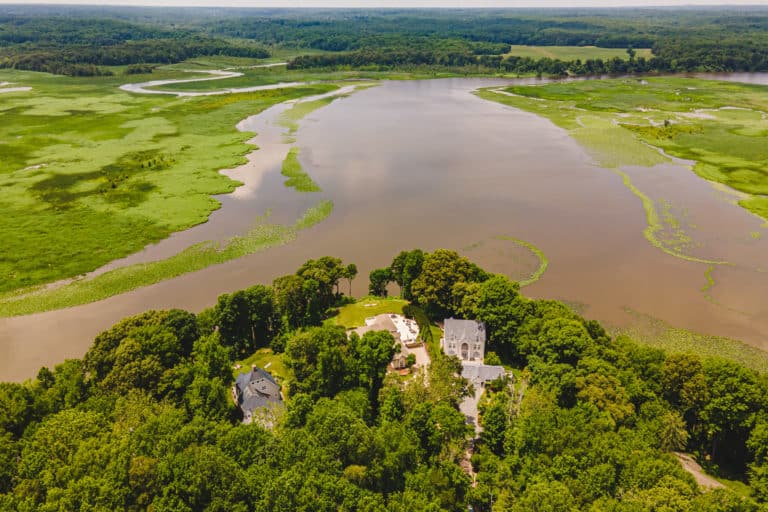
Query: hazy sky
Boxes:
[{"xmin": 1, "ymin": 0, "xmax": 767, "ymax": 7}]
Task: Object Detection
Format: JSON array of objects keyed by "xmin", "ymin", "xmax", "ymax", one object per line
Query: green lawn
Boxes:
[
  {"xmin": 0, "ymin": 66, "xmax": 338, "ymax": 297},
  {"xmin": 330, "ymin": 297, "xmax": 409, "ymax": 329},
  {"xmin": 236, "ymin": 347, "xmax": 289, "ymax": 384},
  {"xmin": 504, "ymin": 45, "xmax": 652, "ymax": 61}
]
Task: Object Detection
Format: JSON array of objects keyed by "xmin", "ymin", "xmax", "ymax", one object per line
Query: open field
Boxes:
[
  {"xmin": 330, "ymin": 297, "xmax": 409, "ymax": 329},
  {"xmin": 504, "ymin": 45, "xmax": 652, "ymax": 61},
  {"xmin": 477, "ymin": 78, "xmax": 768, "ymax": 223},
  {"xmin": 0, "ymin": 67, "xmax": 337, "ymax": 295}
]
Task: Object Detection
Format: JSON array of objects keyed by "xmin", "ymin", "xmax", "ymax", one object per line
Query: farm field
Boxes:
[{"xmin": 504, "ymin": 45, "xmax": 653, "ymax": 61}]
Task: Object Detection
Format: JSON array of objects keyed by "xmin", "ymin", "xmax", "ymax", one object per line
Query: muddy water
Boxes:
[{"xmin": 2, "ymin": 76, "xmax": 768, "ymax": 381}]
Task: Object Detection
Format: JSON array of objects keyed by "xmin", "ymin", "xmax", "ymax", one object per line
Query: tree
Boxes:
[
  {"xmin": 390, "ymin": 249, "xmax": 424, "ymax": 300},
  {"xmin": 410, "ymin": 249, "xmax": 488, "ymax": 318},
  {"xmin": 368, "ymin": 268, "xmax": 392, "ymax": 297},
  {"xmin": 215, "ymin": 285, "xmax": 280, "ymax": 356},
  {"xmin": 344, "ymin": 263, "xmax": 358, "ymax": 297}
]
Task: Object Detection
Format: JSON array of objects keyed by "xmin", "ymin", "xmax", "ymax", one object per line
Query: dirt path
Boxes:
[{"xmin": 675, "ymin": 452, "xmax": 725, "ymax": 490}]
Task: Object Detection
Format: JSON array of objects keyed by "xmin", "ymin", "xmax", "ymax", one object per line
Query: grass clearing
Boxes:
[
  {"xmin": 0, "ymin": 67, "xmax": 337, "ymax": 295},
  {"xmin": 281, "ymin": 147, "xmax": 321, "ymax": 192},
  {"xmin": 504, "ymin": 45, "xmax": 652, "ymax": 62},
  {"xmin": 0, "ymin": 200, "xmax": 334, "ymax": 317},
  {"xmin": 330, "ymin": 297, "xmax": 409, "ymax": 328},
  {"xmin": 236, "ymin": 348, "xmax": 289, "ymax": 383}
]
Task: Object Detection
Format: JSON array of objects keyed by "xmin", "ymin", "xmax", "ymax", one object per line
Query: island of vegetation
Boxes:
[{"xmin": 1, "ymin": 249, "xmax": 767, "ymax": 510}]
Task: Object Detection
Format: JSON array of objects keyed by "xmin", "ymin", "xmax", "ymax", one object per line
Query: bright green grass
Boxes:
[
  {"xmin": 0, "ymin": 67, "xmax": 337, "ymax": 294},
  {"xmin": 477, "ymin": 78, "xmax": 768, "ymax": 223},
  {"xmin": 236, "ymin": 348, "xmax": 289, "ymax": 384},
  {"xmin": 614, "ymin": 309, "xmax": 768, "ymax": 374},
  {"xmin": 0, "ymin": 200, "xmax": 333, "ymax": 317},
  {"xmin": 330, "ymin": 297, "xmax": 409, "ymax": 329},
  {"xmin": 281, "ymin": 147, "xmax": 321, "ymax": 192},
  {"xmin": 504, "ymin": 45, "xmax": 652, "ymax": 61},
  {"xmin": 494, "ymin": 236, "xmax": 549, "ymax": 286}
]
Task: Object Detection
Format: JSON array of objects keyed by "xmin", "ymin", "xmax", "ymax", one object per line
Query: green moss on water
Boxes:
[
  {"xmin": 494, "ymin": 236, "xmax": 549, "ymax": 287},
  {"xmin": 281, "ymin": 147, "xmax": 321, "ymax": 192}
]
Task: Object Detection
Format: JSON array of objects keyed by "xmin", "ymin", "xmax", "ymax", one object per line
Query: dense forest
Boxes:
[
  {"xmin": 2, "ymin": 6, "xmax": 768, "ymax": 75},
  {"xmin": 1, "ymin": 250, "xmax": 766, "ymax": 510}
]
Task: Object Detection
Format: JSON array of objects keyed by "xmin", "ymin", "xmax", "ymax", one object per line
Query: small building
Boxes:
[
  {"xmin": 461, "ymin": 362, "xmax": 507, "ymax": 387},
  {"xmin": 233, "ymin": 366, "xmax": 283, "ymax": 424},
  {"xmin": 441, "ymin": 318, "xmax": 486, "ymax": 362},
  {"xmin": 392, "ymin": 352, "xmax": 409, "ymax": 370}
]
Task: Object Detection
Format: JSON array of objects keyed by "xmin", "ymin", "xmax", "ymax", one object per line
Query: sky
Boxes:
[{"xmin": 1, "ymin": 0, "xmax": 767, "ymax": 6}]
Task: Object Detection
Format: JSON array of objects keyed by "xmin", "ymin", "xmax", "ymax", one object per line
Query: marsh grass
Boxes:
[
  {"xmin": 478, "ymin": 78, "xmax": 768, "ymax": 222},
  {"xmin": 494, "ymin": 236, "xmax": 549, "ymax": 286},
  {"xmin": 281, "ymin": 147, "xmax": 321, "ymax": 192},
  {"xmin": 0, "ymin": 200, "xmax": 334, "ymax": 317},
  {"xmin": 614, "ymin": 308, "xmax": 768, "ymax": 374},
  {"xmin": 277, "ymin": 96, "xmax": 338, "ymax": 134},
  {"xmin": 0, "ymin": 66, "xmax": 337, "ymax": 294}
]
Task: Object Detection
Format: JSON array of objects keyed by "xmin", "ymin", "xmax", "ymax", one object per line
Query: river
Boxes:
[{"xmin": 1, "ymin": 75, "xmax": 767, "ymax": 382}]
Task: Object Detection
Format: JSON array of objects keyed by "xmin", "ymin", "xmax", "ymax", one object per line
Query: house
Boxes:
[
  {"xmin": 233, "ymin": 366, "xmax": 283, "ymax": 424},
  {"xmin": 441, "ymin": 318, "xmax": 486, "ymax": 362}
]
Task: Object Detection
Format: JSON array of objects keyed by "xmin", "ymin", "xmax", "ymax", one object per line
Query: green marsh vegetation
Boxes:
[
  {"xmin": 280, "ymin": 148, "xmax": 321, "ymax": 192},
  {"xmin": 0, "ymin": 200, "xmax": 333, "ymax": 317},
  {"xmin": 493, "ymin": 235, "xmax": 549, "ymax": 287},
  {"xmin": 478, "ymin": 78, "xmax": 768, "ymax": 266},
  {"xmin": 0, "ymin": 66, "xmax": 337, "ymax": 294},
  {"xmin": 614, "ymin": 308, "xmax": 768, "ymax": 375}
]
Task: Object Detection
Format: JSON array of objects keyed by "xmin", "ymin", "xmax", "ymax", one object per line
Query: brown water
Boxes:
[{"xmin": 2, "ymin": 76, "xmax": 767, "ymax": 382}]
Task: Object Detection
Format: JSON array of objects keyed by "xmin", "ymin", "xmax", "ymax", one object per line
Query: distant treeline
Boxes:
[
  {"xmin": 2, "ymin": 7, "xmax": 768, "ymax": 75},
  {"xmin": 0, "ymin": 15, "xmax": 270, "ymax": 76},
  {"xmin": 0, "ymin": 38, "xmax": 269, "ymax": 76},
  {"xmin": 288, "ymin": 46, "xmax": 768, "ymax": 75}
]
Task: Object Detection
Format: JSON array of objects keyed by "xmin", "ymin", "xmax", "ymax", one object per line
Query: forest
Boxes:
[
  {"xmin": 2, "ymin": 6, "xmax": 768, "ymax": 75},
  {"xmin": 1, "ymin": 250, "xmax": 766, "ymax": 510}
]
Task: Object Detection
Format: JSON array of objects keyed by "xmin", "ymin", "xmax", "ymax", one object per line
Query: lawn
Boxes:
[
  {"xmin": 504, "ymin": 45, "xmax": 652, "ymax": 62},
  {"xmin": 330, "ymin": 296, "xmax": 409, "ymax": 329},
  {"xmin": 236, "ymin": 347, "xmax": 289, "ymax": 384},
  {"xmin": 0, "ymin": 66, "xmax": 337, "ymax": 296}
]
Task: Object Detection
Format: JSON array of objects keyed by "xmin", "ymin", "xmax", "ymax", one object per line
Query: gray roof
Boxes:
[
  {"xmin": 235, "ymin": 367, "xmax": 282, "ymax": 412},
  {"xmin": 461, "ymin": 363, "xmax": 506, "ymax": 383},
  {"xmin": 444, "ymin": 318, "xmax": 486, "ymax": 343}
]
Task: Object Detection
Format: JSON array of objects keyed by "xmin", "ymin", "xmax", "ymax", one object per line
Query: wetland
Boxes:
[{"xmin": 2, "ymin": 72, "xmax": 768, "ymax": 381}]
